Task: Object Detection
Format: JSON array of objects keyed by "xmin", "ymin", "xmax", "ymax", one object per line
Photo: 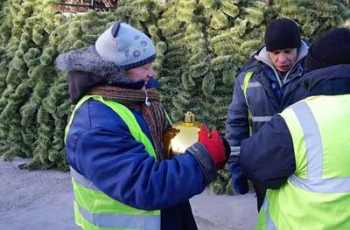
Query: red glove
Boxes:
[{"xmin": 198, "ymin": 125, "xmax": 226, "ymax": 169}]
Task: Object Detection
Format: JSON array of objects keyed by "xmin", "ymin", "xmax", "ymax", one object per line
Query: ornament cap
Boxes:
[{"xmin": 184, "ymin": 111, "xmax": 195, "ymax": 123}]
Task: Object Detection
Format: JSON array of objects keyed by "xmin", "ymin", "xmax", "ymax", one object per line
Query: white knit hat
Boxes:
[{"xmin": 95, "ymin": 20, "xmax": 156, "ymax": 70}]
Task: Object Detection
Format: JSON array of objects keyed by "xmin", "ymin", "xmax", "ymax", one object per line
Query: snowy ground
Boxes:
[{"xmin": 0, "ymin": 157, "xmax": 257, "ymax": 230}]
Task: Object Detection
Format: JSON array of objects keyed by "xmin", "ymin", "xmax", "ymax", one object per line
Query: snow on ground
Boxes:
[{"xmin": 0, "ymin": 157, "xmax": 257, "ymax": 230}]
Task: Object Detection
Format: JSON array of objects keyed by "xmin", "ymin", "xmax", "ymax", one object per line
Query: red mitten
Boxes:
[{"xmin": 198, "ymin": 125, "xmax": 226, "ymax": 169}]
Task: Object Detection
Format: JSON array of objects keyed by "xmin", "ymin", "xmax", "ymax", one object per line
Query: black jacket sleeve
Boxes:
[{"xmin": 239, "ymin": 114, "xmax": 296, "ymax": 189}]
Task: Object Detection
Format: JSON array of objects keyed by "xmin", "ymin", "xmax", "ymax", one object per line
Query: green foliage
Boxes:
[{"xmin": 0, "ymin": 0, "xmax": 348, "ymax": 195}]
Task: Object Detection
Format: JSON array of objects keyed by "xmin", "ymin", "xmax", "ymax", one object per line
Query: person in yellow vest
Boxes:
[
  {"xmin": 225, "ymin": 18, "xmax": 309, "ymax": 211},
  {"xmin": 55, "ymin": 20, "xmax": 229, "ymax": 230},
  {"xmin": 239, "ymin": 27, "xmax": 350, "ymax": 229}
]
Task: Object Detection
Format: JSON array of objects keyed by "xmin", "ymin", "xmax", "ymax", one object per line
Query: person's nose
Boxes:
[
  {"xmin": 278, "ymin": 54, "xmax": 287, "ymax": 63},
  {"xmin": 148, "ymin": 67, "xmax": 155, "ymax": 77}
]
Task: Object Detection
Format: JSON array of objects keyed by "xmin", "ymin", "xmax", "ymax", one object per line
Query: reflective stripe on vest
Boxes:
[
  {"xmin": 251, "ymin": 116, "xmax": 272, "ymax": 122},
  {"xmin": 242, "ymin": 72, "xmax": 273, "ymax": 136},
  {"xmin": 242, "ymin": 71, "xmax": 254, "ymax": 136},
  {"xmin": 258, "ymin": 95, "xmax": 350, "ymax": 230},
  {"xmin": 65, "ymin": 95, "xmax": 160, "ymax": 230},
  {"xmin": 262, "ymin": 199, "xmax": 277, "ymax": 230}
]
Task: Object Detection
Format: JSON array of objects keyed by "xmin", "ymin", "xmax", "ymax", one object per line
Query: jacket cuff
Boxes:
[{"xmin": 187, "ymin": 142, "xmax": 217, "ymax": 184}]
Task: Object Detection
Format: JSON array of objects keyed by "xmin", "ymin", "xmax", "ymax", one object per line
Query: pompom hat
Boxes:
[{"xmin": 95, "ymin": 20, "xmax": 156, "ymax": 70}]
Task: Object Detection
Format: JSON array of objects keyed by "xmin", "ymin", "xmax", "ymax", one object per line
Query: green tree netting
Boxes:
[{"xmin": 0, "ymin": 0, "xmax": 349, "ymax": 193}]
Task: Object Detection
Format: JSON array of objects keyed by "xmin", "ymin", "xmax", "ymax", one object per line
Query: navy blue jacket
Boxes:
[
  {"xmin": 225, "ymin": 43, "xmax": 308, "ymax": 198},
  {"xmin": 225, "ymin": 42, "xmax": 309, "ymax": 151},
  {"xmin": 239, "ymin": 65, "xmax": 350, "ymax": 189},
  {"xmin": 66, "ymin": 98, "xmax": 216, "ymax": 229}
]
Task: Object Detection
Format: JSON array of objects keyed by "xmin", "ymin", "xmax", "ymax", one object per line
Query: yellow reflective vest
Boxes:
[
  {"xmin": 65, "ymin": 95, "xmax": 160, "ymax": 230},
  {"xmin": 257, "ymin": 95, "xmax": 350, "ymax": 230},
  {"xmin": 242, "ymin": 71, "xmax": 254, "ymax": 136}
]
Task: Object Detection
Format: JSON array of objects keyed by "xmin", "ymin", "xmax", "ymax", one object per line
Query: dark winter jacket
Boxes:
[
  {"xmin": 239, "ymin": 64, "xmax": 350, "ymax": 189},
  {"xmin": 225, "ymin": 41, "xmax": 309, "ymax": 152},
  {"xmin": 225, "ymin": 42, "xmax": 308, "ymax": 205},
  {"xmin": 56, "ymin": 46, "xmax": 217, "ymax": 230}
]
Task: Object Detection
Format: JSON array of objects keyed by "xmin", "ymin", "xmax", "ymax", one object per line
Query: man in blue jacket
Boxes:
[
  {"xmin": 240, "ymin": 28, "xmax": 350, "ymax": 229},
  {"xmin": 56, "ymin": 20, "xmax": 228, "ymax": 230},
  {"xmin": 225, "ymin": 18, "xmax": 308, "ymax": 210}
]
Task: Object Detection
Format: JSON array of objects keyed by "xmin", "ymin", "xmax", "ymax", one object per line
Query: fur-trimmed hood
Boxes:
[
  {"xmin": 55, "ymin": 46, "xmax": 132, "ymax": 104},
  {"xmin": 55, "ymin": 45, "xmax": 130, "ymax": 83}
]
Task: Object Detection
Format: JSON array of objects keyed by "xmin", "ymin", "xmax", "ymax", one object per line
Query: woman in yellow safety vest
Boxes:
[{"xmin": 56, "ymin": 20, "xmax": 229, "ymax": 230}]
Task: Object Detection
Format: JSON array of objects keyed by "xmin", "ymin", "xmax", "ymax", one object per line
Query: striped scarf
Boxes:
[{"xmin": 89, "ymin": 85, "xmax": 168, "ymax": 160}]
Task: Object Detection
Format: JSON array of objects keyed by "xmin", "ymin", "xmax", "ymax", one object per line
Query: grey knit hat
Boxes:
[{"xmin": 95, "ymin": 20, "xmax": 156, "ymax": 70}]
